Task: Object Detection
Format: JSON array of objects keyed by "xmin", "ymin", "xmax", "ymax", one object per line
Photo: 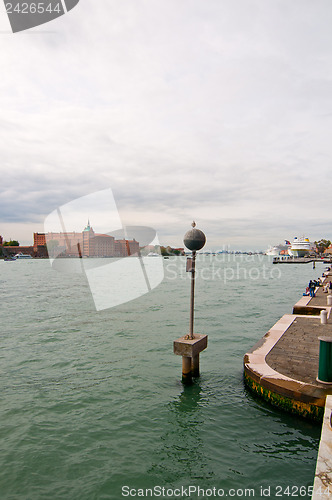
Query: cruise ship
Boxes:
[
  {"xmin": 266, "ymin": 241, "xmax": 291, "ymax": 256},
  {"xmin": 288, "ymin": 237, "xmax": 314, "ymax": 258}
]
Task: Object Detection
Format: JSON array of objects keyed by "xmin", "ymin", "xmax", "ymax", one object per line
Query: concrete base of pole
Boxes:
[
  {"xmin": 192, "ymin": 354, "xmax": 200, "ymax": 377},
  {"xmin": 182, "ymin": 356, "xmax": 192, "ymax": 383},
  {"xmin": 174, "ymin": 334, "xmax": 208, "ymax": 383},
  {"xmin": 174, "ymin": 334, "xmax": 208, "ymax": 357}
]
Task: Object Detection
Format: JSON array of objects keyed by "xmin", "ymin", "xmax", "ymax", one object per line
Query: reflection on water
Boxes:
[{"xmin": 149, "ymin": 380, "xmax": 213, "ymax": 483}]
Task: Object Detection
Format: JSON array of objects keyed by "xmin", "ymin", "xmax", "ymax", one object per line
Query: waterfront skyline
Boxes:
[{"xmin": 1, "ymin": 1, "xmax": 332, "ymax": 249}]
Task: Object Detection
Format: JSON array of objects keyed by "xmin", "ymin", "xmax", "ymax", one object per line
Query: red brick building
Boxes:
[
  {"xmin": 2, "ymin": 227, "xmax": 140, "ymax": 258},
  {"xmin": 42, "ymin": 221, "xmax": 140, "ymax": 258},
  {"xmin": 33, "ymin": 232, "xmax": 46, "ymax": 247},
  {"xmin": 128, "ymin": 239, "xmax": 140, "ymax": 255}
]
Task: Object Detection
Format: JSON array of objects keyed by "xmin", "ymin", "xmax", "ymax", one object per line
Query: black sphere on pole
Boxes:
[
  {"xmin": 183, "ymin": 221, "xmax": 206, "ymax": 342},
  {"xmin": 183, "ymin": 221, "xmax": 206, "ymax": 252}
]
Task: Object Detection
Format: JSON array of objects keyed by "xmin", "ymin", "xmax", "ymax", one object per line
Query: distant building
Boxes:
[
  {"xmin": 1, "ymin": 234, "xmax": 46, "ymax": 258},
  {"xmin": 33, "ymin": 232, "xmax": 46, "ymax": 248},
  {"xmin": 42, "ymin": 221, "xmax": 139, "ymax": 258},
  {"xmin": 82, "ymin": 221, "xmax": 116, "ymax": 257},
  {"xmin": 115, "ymin": 239, "xmax": 140, "ymax": 257},
  {"xmin": 33, "ymin": 232, "xmax": 48, "ymax": 257}
]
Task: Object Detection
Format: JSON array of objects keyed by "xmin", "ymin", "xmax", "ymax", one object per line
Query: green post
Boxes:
[{"xmin": 317, "ymin": 337, "xmax": 332, "ymax": 384}]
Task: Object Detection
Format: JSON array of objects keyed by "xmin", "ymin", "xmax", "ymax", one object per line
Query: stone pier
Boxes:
[{"xmin": 244, "ymin": 271, "xmax": 332, "ymax": 421}]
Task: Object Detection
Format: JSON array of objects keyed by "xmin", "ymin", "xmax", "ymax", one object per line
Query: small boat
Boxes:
[
  {"xmin": 4, "ymin": 256, "xmax": 17, "ymax": 261},
  {"xmin": 147, "ymin": 252, "xmax": 159, "ymax": 257},
  {"xmin": 14, "ymin": 253, "xmax": 32, "ymax": 259}
]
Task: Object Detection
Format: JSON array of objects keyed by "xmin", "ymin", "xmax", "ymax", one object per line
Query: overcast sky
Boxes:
[{"xmin": 1, "ymin": 0, "xmax": 332, "ymax": 250}]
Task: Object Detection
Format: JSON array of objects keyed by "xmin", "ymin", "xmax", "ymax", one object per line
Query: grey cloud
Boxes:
[{"xmin": 1, "ymin": 0, "xmax": 332, "ymax": 247}]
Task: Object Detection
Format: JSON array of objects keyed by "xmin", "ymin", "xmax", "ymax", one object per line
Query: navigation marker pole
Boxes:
[{"xmin": 173, "ymin": 221, "xmax": 208, "ymax": 384}]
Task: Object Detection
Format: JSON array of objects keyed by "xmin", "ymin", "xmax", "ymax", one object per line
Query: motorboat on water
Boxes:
[
  {"xmin": 14, "ymin": 252, "xmax": 33, "ymax": 259},
  {"xmin": 4, "ymin": 255, "xmax": 17, "ymax": 261}
]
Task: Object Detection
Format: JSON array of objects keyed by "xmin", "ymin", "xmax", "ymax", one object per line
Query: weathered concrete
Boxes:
[
  {"xmin": 174, "ymin": 334, "xmax": 208, "ymax": 381},
  {"xmin": 312, "ymin": 396, "xmax": 332, "ymax": 499},
  {"xmin": 174, "ymin": 334, "xmax": 208, "ymax": 357},
  {"xmin": 244, "ymin": 309, "xmax": 332, "ymax": 421},
  {"xmin": 244, "ymin": 314, "xmax": 331, "ymax": 420},
  {"xmin": 182, "ymin": 356, "xmax": 192, "ymax": 383},
  {"xmin": 266, "ymin": 317, "xmax": 332, "ymax": 385}
]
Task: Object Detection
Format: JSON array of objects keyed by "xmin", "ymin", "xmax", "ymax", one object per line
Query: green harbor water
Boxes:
[{"xmin": 0, "ymin": 255, "xmax": 323, "ymax": 499}]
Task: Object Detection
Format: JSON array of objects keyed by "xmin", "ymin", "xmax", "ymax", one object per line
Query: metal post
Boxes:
[
  {"xmin": 321, "ymin": 310, "xmax": 328, "ymax": 325},
  {"xmin": 317, "ymin": 337, "xmax": 332, "ymax": 383},
  {"xmin": 189, "ymin": 250, "xmax": 196, "ymax": 339}
]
